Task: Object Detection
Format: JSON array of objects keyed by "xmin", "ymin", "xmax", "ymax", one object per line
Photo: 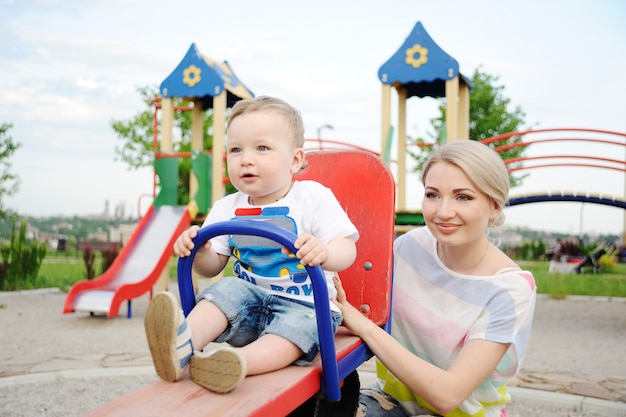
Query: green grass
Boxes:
[
  {"xmin": 33, "ymin": 254, "xmax": 180, "ymax": 292},
  {"xmin": 521, "ymin": 261, "xmax": 626, "ymax": 298},
  {"xmin": 35, "ymin": 255, "xmax": 91, "ymax": 292},
  {"xmin": 25, "ymin": 255, "xmax": 626, "ymax": 299}
]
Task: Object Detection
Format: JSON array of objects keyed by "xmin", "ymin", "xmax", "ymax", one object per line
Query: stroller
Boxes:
[{"xmin": 574, "ymin": 243, "xmax": 613, "ymax": 274}]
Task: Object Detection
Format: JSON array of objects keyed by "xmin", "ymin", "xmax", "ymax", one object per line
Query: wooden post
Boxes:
[
  {"xmin": 161, "ymin": 98, "xmax": 174, "ymax": 152},
  {"xmin": 459, "ymin": 81, "xmax": 470, "ymax": 140},
  {"xmin": 156, "ymin": 98, "xmax": 174, "ymax": 293},
  {"xmin": 212, "ymin": 92, "xmax": 226, "ymax": 205},
  {"xmin": 397, "ymin": 87, "xmax": 407, "ymax": 211},
  {"xmin": 380, "ymin": 84, "xmax": 391, "ymax": 155},
  {"xmin": 190, "ymin": 99, "xmax": 204, "ymax": 202},
  {"xmin": 445, "ymin": 77, "xmax": 460, "ymax": 142}
]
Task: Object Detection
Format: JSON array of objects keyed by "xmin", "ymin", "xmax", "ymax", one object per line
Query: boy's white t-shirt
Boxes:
[{"xmin": 202, "ymin": 180, "xmax": 359, "ymax": 306}]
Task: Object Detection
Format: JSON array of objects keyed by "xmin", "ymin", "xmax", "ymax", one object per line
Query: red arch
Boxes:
[
  {"xmin": 507, "ymin": 163, "xmax": 626, "ymax": 174},
  {"xmin": 480, "ymin": 127, "xmax": 626, "ymax": 145},
  {"xmin": 504, "ymin": 155, "xmax": 625, "ymax": 174},
  {"xmin": 492, "ymin": 137, "xmax": 625, "ymax": 153},
  {"xmin": 479, "ymin": 128, "xmax": 626, "ymax": 175}
]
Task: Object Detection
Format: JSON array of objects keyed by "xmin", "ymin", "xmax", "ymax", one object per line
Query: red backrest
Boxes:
[{"xmin": 295, "ymin": 150, "xmax": 395, "ymax": 326}]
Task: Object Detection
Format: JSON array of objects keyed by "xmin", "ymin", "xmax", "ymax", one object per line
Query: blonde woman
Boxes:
[{"xmin": 335, "ymin": 140, "xmax": 536, "ymax": 417}]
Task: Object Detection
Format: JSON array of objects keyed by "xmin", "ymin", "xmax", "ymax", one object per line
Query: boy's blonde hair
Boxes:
[
  {"xmin": 228, "ymin": 96, "xmax": 305, "ymax": 148},
  {"xmin": 421, "ymin": 140, "xmax": 510, "ymax": 227}
]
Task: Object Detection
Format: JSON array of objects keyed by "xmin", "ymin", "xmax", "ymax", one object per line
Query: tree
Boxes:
[
  {"xmin": 0, "ymin": 217, "xmax": 47, "ymax": 291},
  {"xmin": 409, "ymin": 67, "xmax": 531, "ymax": 187},
  {"xmin": 110, "ymin": 86, "xmax": 216, "ymax": 204},
  {"xmin": 0, "ymin": 123, "xmax": 21, "ymax": 219}
]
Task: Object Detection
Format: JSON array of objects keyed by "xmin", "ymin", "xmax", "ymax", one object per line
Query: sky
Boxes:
[{"xmin": 1, "ymin": 0, "xmax": 625, "ymax": 237}]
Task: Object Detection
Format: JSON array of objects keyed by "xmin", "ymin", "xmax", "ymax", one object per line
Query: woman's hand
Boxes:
[{"xmin": 332, "ymin": 275, "xmax": 374, "ymax": 336}]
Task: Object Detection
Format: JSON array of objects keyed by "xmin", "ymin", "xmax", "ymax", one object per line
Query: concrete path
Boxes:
[{"xmin": 1, "ymin": 286, "xmax": 625, "ymax": 416}]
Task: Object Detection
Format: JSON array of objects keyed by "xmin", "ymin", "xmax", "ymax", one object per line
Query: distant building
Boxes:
[
  {"xmin": 115, "ymin": 201, "xmax": 127, "ymax": 220},
  {"xmin": 109, "ymin": 223, "xmax": 137, "ymax": 245}
]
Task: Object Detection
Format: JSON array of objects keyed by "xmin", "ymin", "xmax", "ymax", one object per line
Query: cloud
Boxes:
[{"xmin": 2, "ymin": 0, "xmax": 625, "ymax": 235}]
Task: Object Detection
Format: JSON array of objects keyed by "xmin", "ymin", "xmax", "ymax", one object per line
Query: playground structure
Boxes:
[
  {"xmin": 85, "ymin": 149, "xmax": 396, "ymax": 416},
  {"xmin": 68, "ymin": 20, "xmax": 626, "ymax": 415},
  {"xmin": 158, "ymin": 43, "xmax": 254, "ymax": 211},
  {"xmin": 495, "ymin": 128, "xmax": 626, "ymax": 244},
  {"xmin": 378, "ymin": 21, "xmax": 472, "ymax": 213},
  {"xmin": 63, "ymin": 44, "xmax": 255, "ymax": 318}
]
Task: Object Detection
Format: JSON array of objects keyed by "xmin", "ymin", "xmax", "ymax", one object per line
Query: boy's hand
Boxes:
[
  {"xmin": 173, "ymin": 225, "xmax": 212, "ymax": 257},
  {"xmin": 282, "ymin": 233, "xmax": 328, "ymax": 267}
]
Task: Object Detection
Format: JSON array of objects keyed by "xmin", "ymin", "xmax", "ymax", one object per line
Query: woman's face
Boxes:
[{"xmin": 422, "ymin": 161, "xmax": 496, "ymax": 248}]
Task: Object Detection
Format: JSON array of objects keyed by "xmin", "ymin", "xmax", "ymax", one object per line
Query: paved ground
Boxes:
[{"xmin": 1, "ymin": 285, "xmax": 625, "ymax": 417}]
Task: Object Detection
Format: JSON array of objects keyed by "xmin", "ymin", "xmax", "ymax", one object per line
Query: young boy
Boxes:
[{"xmin": 144, "ymin": 96, "xmax": 359, "ymax": 393}]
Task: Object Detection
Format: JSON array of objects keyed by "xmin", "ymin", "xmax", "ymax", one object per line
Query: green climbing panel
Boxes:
[
  {"xmin": 154, "ymin": 157, "xmax": 179, "ymax": 207},
  {"xmin": 191, "ymin": 149, "xmax": 212, "ymax": 215}
]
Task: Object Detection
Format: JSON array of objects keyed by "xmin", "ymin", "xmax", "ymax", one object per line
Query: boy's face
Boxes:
[{"xmin": 226, "ymin": 110, "xmax": 304, "ymax": 205}]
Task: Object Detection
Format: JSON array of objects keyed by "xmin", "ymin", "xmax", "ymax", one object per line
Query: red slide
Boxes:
[{"xmin": 63, "ymin": 205, "xmax": 190, "ymax": 318}]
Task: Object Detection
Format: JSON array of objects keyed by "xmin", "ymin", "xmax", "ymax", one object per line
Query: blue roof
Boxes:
[
  {"xmin": 378, "ymin": 22, "xmax": 470, "ymax": 98},
  {"xmin": 160, "ymin": 43, "xmax": 253, "ymax": 107}
]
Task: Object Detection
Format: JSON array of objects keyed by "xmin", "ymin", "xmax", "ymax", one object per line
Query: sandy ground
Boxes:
[{"xmin": 1, "ymin": 288, "xmax": 625, "ymax": 417}]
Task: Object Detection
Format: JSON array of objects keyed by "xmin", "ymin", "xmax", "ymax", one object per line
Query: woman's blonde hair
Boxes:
[
  {"xmin": 228, "ymin": 96, "xmax": 305, "ymax": 148},
  {"xmin": 421, "ymin": 140, "xmax": 510, "ymax": 227}
]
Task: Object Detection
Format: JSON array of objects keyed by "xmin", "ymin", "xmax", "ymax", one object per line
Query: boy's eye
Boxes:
[
  {"xmin": 229, "ymin": 147, "xmax": 241, "ymax": 153},
  {"xmin": 258, "ymin": 145, "xmax": 268, "ymax": 152}
]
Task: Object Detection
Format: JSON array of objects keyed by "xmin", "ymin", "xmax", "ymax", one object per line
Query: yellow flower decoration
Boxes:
[
  {"xmin": 405, "ymin": 44, "xmax": 428, "ymax": 69},
  {"xmin": 182, "ymin": 65, "xmax": 201, "ymax": 87}
]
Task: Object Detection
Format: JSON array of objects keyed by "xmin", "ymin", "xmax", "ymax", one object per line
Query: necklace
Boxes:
[
  {"xmin": 465, "ymin": 240, "xmax": 490, "ymax": 275},
  {"xmin": 439, "ymin": 240, "xmax": 490, "ymax": 275}
]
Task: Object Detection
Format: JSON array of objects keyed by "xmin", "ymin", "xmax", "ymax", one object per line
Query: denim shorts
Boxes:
[{"xmin": 197, "ymin": 276, "xmax": 343, "ymax": 365}]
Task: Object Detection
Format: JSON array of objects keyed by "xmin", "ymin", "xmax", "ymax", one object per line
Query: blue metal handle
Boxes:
[{"xmin": 177, "ymin": 220, "xmax": 342, "ymax": 401}]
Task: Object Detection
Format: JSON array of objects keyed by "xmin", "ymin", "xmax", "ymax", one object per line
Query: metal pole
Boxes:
[
  {"xmin": 579, "ymin": 202, "xmax": 584, "ymax": 244},
  {"xmin": 316, "ymin": 124, "xmax": 334, "ymax": 150}
]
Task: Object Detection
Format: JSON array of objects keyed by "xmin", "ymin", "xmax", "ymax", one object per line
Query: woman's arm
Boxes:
[{"xmin": 333, "ymin": 277, "xmax": 510, "ymax": 415}]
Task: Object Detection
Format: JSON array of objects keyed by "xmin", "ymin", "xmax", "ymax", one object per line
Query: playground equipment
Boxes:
[
  {"xmin": 494, "ymin": 128, "xmax": 626, "ymax": 243},
  {"xmin": 63, "ymin": 44, "xmax": 255, "ymax": 318},
  {"xmin": 378, "ymin": 21, "xmax": 471, "ymax": 212},
  {"xmin": 85, "ymin": 149, "xmax": 396, "ymax": 417},
  {"xmin": 68, "ymin": 21, "xmax": 625, "ymax": 414},
  {"xmin": 396, "ymin": 127, "xmax": 626, "ymax": 235},
  {"xmin": 159, "ymin": 43, "xmax": 254, "ymax": 209},
  {"xmin": 62, "ymin": 152, "xmax": 214, "ymax": 318},
  {"xmin": 62, "ymin": 205, "xmax": 190, "ymax": 318},
  {"xmin": 377, "ymin": 24, "xmax": 626, "ymax": 238}
]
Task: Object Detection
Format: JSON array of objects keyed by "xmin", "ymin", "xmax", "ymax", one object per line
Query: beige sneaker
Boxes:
[
  {"xmin": 144, "ymin": 291, "xmax": 193, "ymax": 382},
  {"xmin": 189, "ymin": 348, "xmax": 247, "ymax": 393}
]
